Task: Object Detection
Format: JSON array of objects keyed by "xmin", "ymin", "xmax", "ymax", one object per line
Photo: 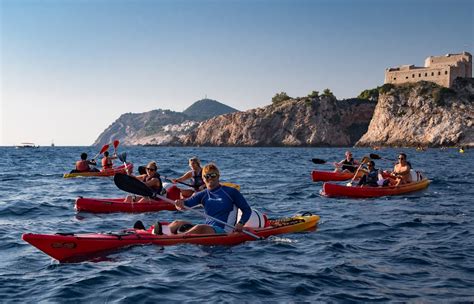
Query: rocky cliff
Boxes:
[
  {"xmin": 93, "ymin": 99, "xmax": 238, "ymax": 146},
  {"xmin": 356, "ymin": 78, "xmax": 474, "ymax": 147},
  {"xmin": 182, "ymin": 96, "xmax": 376, "ymax": 146}
]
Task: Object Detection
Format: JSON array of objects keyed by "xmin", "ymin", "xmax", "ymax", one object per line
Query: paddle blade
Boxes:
[
  {"xmin": 369, "ymin": 153, "xmax": 381, "ymax": 160},
  {"xmin": 114, "ymin": 173, "xmax": 154, "ymax": 197},
  {"xmin": 113, "ymin": 140, "xmax": 120, "ymax": 149},
  {"xmin": 138, "ymin": 165, "xmax": 147, "ymax": 175},
  {"xmin": 311, "ymin": 158, "xmax": 326, "ymax": 164},
  {"xmin": 99, "ymin": 144, "xmax": 109, "ymax": 154},
  {"xmin": 118, "ymin": 152, "xmax": 127, "ymax": 163}
]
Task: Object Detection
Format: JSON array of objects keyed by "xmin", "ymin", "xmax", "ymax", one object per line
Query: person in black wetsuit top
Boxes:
[
  {"xmin": 334, "ymin": 151, "xmax": 359, "ymax": 173},
  {"xmin": 171, "ymin": 157, "xmax": 205, "ymax": 198}
]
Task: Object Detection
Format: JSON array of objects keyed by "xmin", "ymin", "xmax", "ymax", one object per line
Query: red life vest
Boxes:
[{"xmin": 102, "ymin": 157, "xmax": 113, "ymax": 169}]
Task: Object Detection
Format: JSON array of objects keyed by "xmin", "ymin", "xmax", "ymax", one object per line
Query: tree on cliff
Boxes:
[
  {"xmin": 308, "ymin": 91, "xmax": 319, "ymax": 98},
  {"xmin": 322, "ymin": 88, "xmax": 336, "ymax": 100},
  {"xmin": 272, "ymin": 92, "xmax": 291, "ymax": 105}
]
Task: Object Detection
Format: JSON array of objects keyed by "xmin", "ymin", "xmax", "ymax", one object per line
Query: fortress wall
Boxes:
[
  {"xmin": 385, "ymin": 52, "xmax": 472, "ymax": 88},
  {"xmin": 385, "ymin": 66, "xmax": 451, "ymax": 87},
  {"xmin": 426, "ymin": 53, "xmax": 471, "ymax": 68}
]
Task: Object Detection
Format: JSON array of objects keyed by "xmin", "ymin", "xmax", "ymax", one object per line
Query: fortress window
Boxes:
[
  {"xmin": 425, "ymin": 73, "xmax": 428, "ymax": 76},
  {"xmin": 412, "ymin": 74, "xmax": 415, "ymax": 78},
  {"xmin": 419, "ymin": 73, "xmax": 421, "ymax": 77},
  {"xmin": 431, "ymin": 72, "xmax": 434, "ymax": 76},
  {"xmin": 445, "ymin": 71, "xmax": 448, "ymax": 75},
  {"xmin": 438, "ymin": 71, "xmax": 441, "ymax": 75},
  {"xmin": 406, "ymin": 76, "xmax": 409, "ymax": 79}
]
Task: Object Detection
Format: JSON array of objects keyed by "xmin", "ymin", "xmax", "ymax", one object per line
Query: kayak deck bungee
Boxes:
[
  {"xmin": 22, "ymin": 214, "xmax": 319, "ymax": 263},
  {"xmin": 63, "ymin": 163, "xmax": 134, "ymax": 178},
  {"xmin": 321, "ymin": 176, "xmax": 430, "ymax": 198},
  {"xmin": 311, "ymin": 170, "xmax": 365, "ymax": 182},
  {"xmin": 75, "ymin": 185, "xmax": 181, "ymax": 213}
]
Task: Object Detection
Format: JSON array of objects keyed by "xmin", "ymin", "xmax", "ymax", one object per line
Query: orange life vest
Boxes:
[{"xmin": 102, "ymin": 157, "xmax": 113, "ymax": 169}]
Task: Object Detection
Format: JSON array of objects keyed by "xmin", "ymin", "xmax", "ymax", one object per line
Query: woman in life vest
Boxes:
[
  {"xmin": 101, "ymin": 151, "xmax": 117, "ymax": 170},
  {"xmin": 171, "ymin": 157, "xmax": 205, "ymax": 198}
]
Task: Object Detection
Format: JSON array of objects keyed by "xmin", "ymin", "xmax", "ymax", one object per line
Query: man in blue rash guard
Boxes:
[{"xmin": 167, "ymin": 163, "xmax": 252, "ymax": 235}]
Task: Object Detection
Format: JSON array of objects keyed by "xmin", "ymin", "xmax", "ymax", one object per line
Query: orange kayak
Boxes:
[
  {"xmin": 22, "ymin": 214, "xmax": 319, "ymax": 262},
  {"xmin": 321, "ymin": 177, "xmax": 430, "ymax": 198}
]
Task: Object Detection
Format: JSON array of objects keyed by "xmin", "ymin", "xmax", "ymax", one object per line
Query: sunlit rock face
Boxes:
[
  {"xmin": 356, "ymin": 78, "xmax": 474, "ymax": 147},
  {"xmin": 183, "ymin": 96, "xmax": 375, "ymax": 147}
]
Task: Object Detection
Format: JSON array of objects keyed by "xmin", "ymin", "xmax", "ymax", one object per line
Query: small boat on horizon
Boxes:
[{"xmin": 15, "ymin": 142, "xmax": 40, "ymax": 149}]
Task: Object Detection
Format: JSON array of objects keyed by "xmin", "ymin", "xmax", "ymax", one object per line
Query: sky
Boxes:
[{"xmin": 1, "ymin": 0, "xmax": 473, "ymax": 146}]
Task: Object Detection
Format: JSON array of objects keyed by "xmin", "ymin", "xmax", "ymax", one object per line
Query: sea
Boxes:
[{"xmin": 0, "ymin": 146, "xmax": 473, "ymax": 302}]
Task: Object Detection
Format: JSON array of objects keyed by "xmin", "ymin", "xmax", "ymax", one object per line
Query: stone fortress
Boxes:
[{"xmin": 384, "ymin": 51, "xmax": 472, "ymax": 88}]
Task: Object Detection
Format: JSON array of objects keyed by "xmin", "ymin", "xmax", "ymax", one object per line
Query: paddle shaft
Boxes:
[
  {"xmin": 312, "ymin": 158, "xmax": 360, "ymax": 168},
  {"xmin": 153, "ymin": 193, "xmax": 261, "ymax": 240},
  {"xmin": 164, "ymin": 177, "xmax": 198, "ymax": 190},
  {"xmin": 347, "ymin": 156, "xmax": 369, "ymax": 185}
]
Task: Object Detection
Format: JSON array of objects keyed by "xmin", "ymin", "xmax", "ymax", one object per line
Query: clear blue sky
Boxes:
[{"xmin": 1, "ymin": 0, "xmax": 472, "ymax": 146}]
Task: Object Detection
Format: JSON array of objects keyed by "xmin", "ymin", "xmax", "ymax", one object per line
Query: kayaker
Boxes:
[
  {"xmin": 71, "ymin": 153, "xmax": 99, "ymax": 173},
  {"xmin": 137, "ymin": 161, "xmax": 163, "ymax": 194},
  {"xmin": 101, "ymin": 151, "xmax": 117, "ymax": 170},
  {"xmin": 171, "ymin": 156, "xmax": 205, "ymax": 198},
  {"xmin": 124, "ymin": 161, "xmax": 163, "ymax": 203},
  {"xmin": 357, "ymin": 161, "xmax": 384, "ymax": 187},
  {"xmin": 334, "ymin": 151, "xmax": 359, "ymax": 173},
  {"xmin": 389, "ymin": 153, "xmax": 412, "ymax": 186},
  {"xmin": 165, "ymin": 163, "xmax": 252, "ymax": 235}
]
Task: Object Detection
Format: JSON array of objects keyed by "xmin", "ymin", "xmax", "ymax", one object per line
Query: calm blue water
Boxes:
[{"xmin": 0, "ymin": 146, "xmax": 473, "ymax": 302}]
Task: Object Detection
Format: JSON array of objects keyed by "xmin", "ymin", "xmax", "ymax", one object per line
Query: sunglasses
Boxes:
[
  {"xmin": 146, "ymin": 167, "xmax": 156, "ymax": 171},
  {"xmin": 204, "ymin": 173, "xmax": 219, "ymax": 179}
]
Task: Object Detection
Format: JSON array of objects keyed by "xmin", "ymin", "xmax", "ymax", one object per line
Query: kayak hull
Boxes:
[
  {"xmin": 311, "ymin": 170, "xmax": 364, "ymax": 182},
  {"xmin": 75, "ymin": 186, "xmax": 181, "ymax": 213},
  {"xmin": 22, "ymin": 214, "xmax": 319, "ymax": 262},
  {"xmin": 63, "ymin": 163, "xmax": 133, "ymax": 178},
  {"xmin": 321, "ymin": 178, "xmax": 430, "ymax": 198}
]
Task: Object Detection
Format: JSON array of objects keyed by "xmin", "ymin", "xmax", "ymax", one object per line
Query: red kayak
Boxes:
[
  {"xmin": 63, "ymin": 163, "xmax": 134, "ymax": 178},
  {"xmin": 321, "ymin": 175, "xmax": 430, "ymax": 198},
  {"xmin": 22, "ymin": 214, "xmax": 320, "ymax": 262},
  {"xmin": 75, "ymin": 185, "xmax": 181, "ymax": 213},
  {"xmin": 311, "ymin": 170, "xmax": 365, "ymax": 182}
]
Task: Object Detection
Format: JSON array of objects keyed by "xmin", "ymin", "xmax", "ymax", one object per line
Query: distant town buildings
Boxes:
[{"xmin": 384, "ymin": 52, "xmax": 472, "ymax": 88}]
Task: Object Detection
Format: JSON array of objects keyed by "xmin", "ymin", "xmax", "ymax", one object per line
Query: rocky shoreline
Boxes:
[{"xmin": 94, "ymin": 78, "xmax": 473, "ymax": 148}]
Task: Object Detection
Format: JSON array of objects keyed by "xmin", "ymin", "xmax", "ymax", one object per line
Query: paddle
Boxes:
[
  {"xmin": 138, "ymin": 165, "xmax": 147, "ymax": 175},
  {"xmin": 346, "ymin": 156, "xmax": 370, "ymax": 186},
  {"xmin": 92, "ymin": 144, "xmax": 109, "ymax": 161},
  {"xmin": 113, "ymin": 173, "xmax": 261, "ymax": 240},
  {"xmin": 369, "ymin": 153, "xmax": 394, "ymax": 161},
  {"xmin": 113, "ymin": 140, "xmax": 120, "ymax": 154},
  {"xmin": 164, "ymin": 176, "xmax": 241, "ymax": 191},
  {"xmin": 117, "ymin": 152, "xmax": 130, "ymax": 175},
  {"xmin": 312, "ymin": 158, "xmax": 360, "ymax": 168},
  {"xmin": 311, "ymin": 158, "xmax": 327, "ymax": 165},
  {"xmin": 164, "ymin": 176, "xmax": 200, "ymax": 190}
]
